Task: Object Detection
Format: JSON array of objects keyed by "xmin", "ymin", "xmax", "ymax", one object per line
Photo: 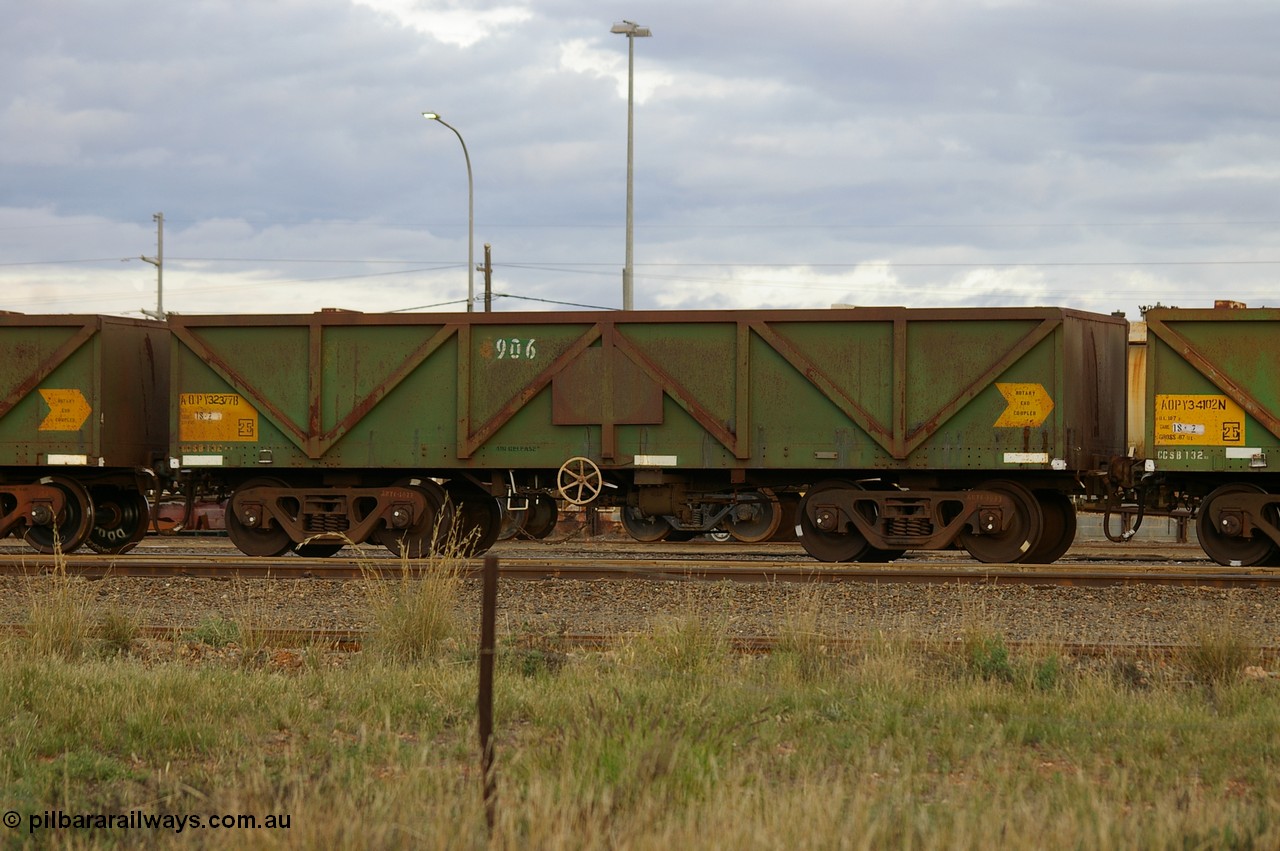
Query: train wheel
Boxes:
[
  {"xmin": 496, "ymin": 501, "xmax": 527, "ymax": 541},
  {"xmin": 958, "ymin": 480, "xmax": 1044, "ymax": 564},
  {"xmin": 444, "ymin": 480, "xmax": 503, "ymax": 557},
  {"xmin": 1197, "ymin": 483, "xmax": 1277, "ymax": 567},
  {"xmin": 620, "ymin": 506, "xmax": 671, "ymax": 542},
  {"xmin": 766, "ymin": 493, "xmax": 802, "ymax": 542},
  {"xmin": 226, "ymin": 477, "xmax": 295, "ymax": 557},
  {"xmin": 519, "ymin": 496, "xmax": 559, "ymax": 540},
  {"xmin": 1024, "ymin": 490, "xmax": 1077, "ymax": 564},
  {"xmin": 726, "ymin": 489, "xmax": 783, "ymax": 543},
  {"xmin": 85, "ymin": 487, "xmax": 150, "ymax": 555},
  {"xmin": 24, "ymin": 476, "xmax": 95, "ymax": 555},
  {"xmin": 797, "ymin": 480, "xmax": 870, "ymax": 563},
  {"xmin": 377, "ymin": 479, "xmax": 448, "ymax": 559}
]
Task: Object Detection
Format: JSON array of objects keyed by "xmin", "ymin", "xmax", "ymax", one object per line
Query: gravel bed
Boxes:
[{"xmin": 2, "ymin": 538, "xmax": 1277, "ymax": 648}]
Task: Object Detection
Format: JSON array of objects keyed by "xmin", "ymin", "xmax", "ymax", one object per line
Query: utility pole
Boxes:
[
  {"xmin": 141, "ymin": 212, "xmax": 165, "ymax": 319},
  {"xmin": 479, "ymin": 243, "xmax": 493, "ymax": 312}
]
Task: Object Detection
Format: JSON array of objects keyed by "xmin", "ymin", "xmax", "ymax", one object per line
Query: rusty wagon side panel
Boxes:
[
  {"xmin": 1142, "ymin": 306, "xmax": 1280, "ymax": 475},
  {"xmin": 0, "ymin": 313, "xmax": 170, "ymax": 553},
  {"xmin": 0, "ymin": 314, "xmax": 169, "ymax": 470},
  {"xmin": 1125, "ymin": 305, "xmax": 1280, "ymax": 566},
  {"xmin": 168, "ymin": 307, "xmax": 1126, "ymax": 477}
]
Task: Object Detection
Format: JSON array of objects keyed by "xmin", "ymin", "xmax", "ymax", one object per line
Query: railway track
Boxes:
[
  {"xmin": 1, "ymin": 549, "xmax": 1277, "ymax": 588},
  {"xmin": 3, "ymin": 623, "xmax": 1275, "ymax": 663},
  {"xmin": 7, "ymin": 539, "xmax": 1276, "ymax": 665}
]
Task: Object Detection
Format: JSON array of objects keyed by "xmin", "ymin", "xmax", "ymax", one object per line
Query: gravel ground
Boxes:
[{"xmin": 2, "ymin": 538, "xmax": 1277, "ymax": 648}]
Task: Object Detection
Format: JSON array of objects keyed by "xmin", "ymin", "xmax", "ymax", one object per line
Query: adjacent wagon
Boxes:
[
  {"xmin": 0, "ymin": 313, "xmax": 169, "ymax": 552},
  {"xmin": 1114, "ymin": 305, "xmax": 1280, "ymax": 565}
]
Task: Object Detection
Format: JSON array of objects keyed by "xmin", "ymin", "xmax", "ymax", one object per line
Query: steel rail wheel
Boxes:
[
  {"xmin": 376, "ymin": 479, "xmax": 448, "ymax": 559},
  {"xmin": 797, "ymin": 480, "xmax": 870, "ymax": 563},
  {"xmin": 85, "ymin": 487, "xmax": 150, "ymax": 555},
  {"xmin": 767, "ymin": 493, "xmax": 802, "ymax": 542},
  {"xmin": 726, "ymin": 489, "xmax": 783, "ymax": 543},
  {"xmin": 1196, "ymin": 483, "xmax": 1278, "ymax": 567},
  {"xmin": 226, "ymin": 477, "xmax": 295, "ymax": 557},
  {"xmin": 519, "ymin": 496, "xmax": 558, "ymax": 540},
  {"xmin": 620, "ymin": 506, "xmax": 672, "ymax": 542},
  {"xmin": 444, "ymin": 480, "xmax": 503, "ymax": 557},
  {"xmin": 496, "ymin": 501, "xmax": 528, "ymax": 541},
  {"xmin": 1024, "ymin": 490, "xmax": 1077, "ymax": 564},
  {"xmin": 958, "ymin": 480, "xmax": 1045, "ymax": 564},
  {"xmin": 24, "ymin": 476, "xmax": 95, "ymax": 555}
]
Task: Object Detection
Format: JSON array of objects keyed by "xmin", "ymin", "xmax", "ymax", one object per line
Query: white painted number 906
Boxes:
[{"xmin": 495, "ymin": 338, "xmax": 537, "ymax": 360}]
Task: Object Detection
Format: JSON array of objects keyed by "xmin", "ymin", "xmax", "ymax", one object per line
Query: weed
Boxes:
[
  {"xmin": 227, "ymin": 577, "xmax": 275, "ymax": 666},
  {"xmin": 188, "ymin": 615, "xmax": 241, "ymax": 648},
  {"xmin": 640, "ymin": 591, "xmax": 731, "ymax": 677},
  {"xmin": 1183, "ymin": 627, "xmax": 1255, "ymax": 688},
  {"xmin": 361, "ymin": 516, "xmax": 467, "ymax": 665},
  {"xmin": 95, "ymin": 607, "xmax": 140, "ymax": 656},
  {"xmin": 963, "ymin": 630, "xmax": 1016, "ymax": 683},
  {"xmin": 23, "ymin": 547, "xmax": 95, "ymax": 661},
  {"xmin": 772, "ymin": 584, "xmax": 839, "ymax": 682},
  {"xmin": 1030, "ymin": 654, "xmax": 1065, "ymax": 691}
]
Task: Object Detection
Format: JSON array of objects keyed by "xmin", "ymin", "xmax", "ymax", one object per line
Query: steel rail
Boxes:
[
  {"xmin": 2, "ymin": 552, "xmax": 1278, "ymax": 588},
  {"xmin": 3, "ymin": 623, "xmax": 1276, "ymax": 663}
]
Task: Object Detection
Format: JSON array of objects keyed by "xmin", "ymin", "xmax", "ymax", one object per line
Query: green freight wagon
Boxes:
[
  {"xmin": 0, "ymin": 314, "xmax": 169, "ymax": 553},
  {"xmin": 167, "ymin": 307, "xmax": 1126, "ymax": 562},
  {"xmin": 1127, "ymin": 305, "xmax": 1280, "ymax": 565}
]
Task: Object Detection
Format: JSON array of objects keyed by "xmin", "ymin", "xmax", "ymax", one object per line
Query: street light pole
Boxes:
[
  {"xmin": 422, "ymin": 112, "xmax": 474, "ymax": 312},
  {"xmin": 611, "ymin": 20, "xmax": 651, "ymax": 311}
]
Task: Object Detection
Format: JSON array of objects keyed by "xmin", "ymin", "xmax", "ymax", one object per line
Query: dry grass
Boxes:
[
  {"xmin": 21, "ymin": 540, "xmax": 95, "ymax": 661},
  {"xmin": 634, "ymin": 587, "xmax": 732, "ymax": 676},
  {"xmin": 1182, "ymin": 612, "xmax": 1259, "ymax": 687},
  {"xmin": 359, "ymin": 519, "xmax": 469, "ymax": 665},
  {"xmin": 6, "ymin": 552, "xmax": 1280, "ymax": 849},
  {"xmin": 770, "ymin": 583, "xmax": 841, "ymax": 681}
]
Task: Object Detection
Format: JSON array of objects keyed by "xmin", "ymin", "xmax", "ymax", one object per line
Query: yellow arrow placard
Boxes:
[
  {"xmin": 994, "ymin": 382, "xmax": 1054, "ymax": 428},
  {"xmin": 38, "ymin": 388, "xmax": 92, "ymax": 432}
]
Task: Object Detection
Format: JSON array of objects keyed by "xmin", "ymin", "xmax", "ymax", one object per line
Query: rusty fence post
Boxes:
[{"xmin": 478, "ymin": 554, "xmax": 499, "ymax": 834}]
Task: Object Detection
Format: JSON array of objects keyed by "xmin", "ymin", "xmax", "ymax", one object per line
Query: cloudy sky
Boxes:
[{"xmin": 3, "ymin": 0, "xmax": 1277, "ymax": 320}]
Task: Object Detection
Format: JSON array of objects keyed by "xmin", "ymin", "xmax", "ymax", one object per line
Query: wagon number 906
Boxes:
[{"xmin": 494, "ymin": 338, "xmax": 537, "ymax": 360}]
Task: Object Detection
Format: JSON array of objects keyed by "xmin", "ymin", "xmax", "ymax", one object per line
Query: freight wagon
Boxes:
[
  {"xmin": 1100, "ymin": 304, "xmax": 1280, "ymax": 565},
  {"xmin": 0, "ymin": 314, "xmax": 169, "ymax": 553},
  {"xmin": 166, "ymin": 307, "xmax": 1128, "ymax": 563}
]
